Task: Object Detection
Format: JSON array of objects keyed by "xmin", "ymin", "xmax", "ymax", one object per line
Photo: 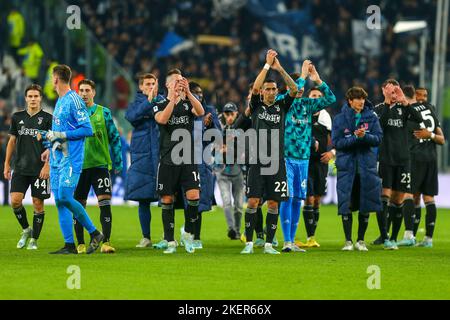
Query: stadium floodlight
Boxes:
[
  {"xmin": 393, "ymin": 20, "xmax": 428, "ymax": 33},
  {"xmin": 394, "ymin": 20, "xmax": 428, "ymax": 87}
]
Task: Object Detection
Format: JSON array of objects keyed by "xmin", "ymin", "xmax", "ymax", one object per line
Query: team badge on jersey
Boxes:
[{"xmin": 38, "ymin": 117, "xmax": 43, "ymax": 125}]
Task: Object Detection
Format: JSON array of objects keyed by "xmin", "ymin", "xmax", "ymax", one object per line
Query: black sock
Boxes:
[
  {"xmin": 390, "ymin": 204, "xmax": 403, "ymax": 242},
  {"xmin": 32, "ymin": 212, "xmax": 45, "ymax": 240},
  {"xmin": 245, "ymin": 207, "xmax": 257, "ymax": 242},
  {"xmin": 403, "ymin": 198, "xmax": 415, "ymax": 232},
  {"xmin": 413, "ymin": 206, "xmax": 421, "ymax": 236},
  {"xmin": 265, "ymin": 208, "xmax": 279, "ymax": 244},
  {"xmin": 376, "ymin": 196, "xmax": 389, "ymax": 241},
  {"xmin": 185, "ymin": 200, "xmax": 199, "ymax": 235},
  {"xmin": 342, "ymin": 214, "xmax": 353, "ymax": 242},
  {"xmin": 255, "ymin": 206, "xmax": 264, "ymax": 239},
  {"xmin": 13, "ymin": 206, "xmax": 29, "ymax": 230},
  {"xmin": 194, "ymin": 211, "xmax": 202, "ymax": 240},
  {"xmin": 74, "ymin": 218, "xmax": 85, "ymax": 244},
  {"xmin": 303, "ymin": 205, "xmax": 315, "ymax": 238},
  {"xmin": 99, "ymin": 199, "xmax": 112, "ymax": 243},
  {"xmin": 425, "ymin": 202, "xmax": 437, "ymax": 238},
  {"xmin": 386, "ymin": 204, "xmax": 393, "ymax": 234},
  {"xmin": 313, "ymin": 207, "xmax": 320, "ymax": 235},
  {"xmin": 357, "ymin": 213, "xmax": 370, "ymax": 242},
  {"xmin": 183, "ymin": 209, "xmax": 192, "ymax": 235},
  {"xmin": 162, "ymin": 203, "xmax": 175, "ymax": 242},
  {"xmin": 89, "ymin": 229, "xmax": 101, "ymax": 238}
]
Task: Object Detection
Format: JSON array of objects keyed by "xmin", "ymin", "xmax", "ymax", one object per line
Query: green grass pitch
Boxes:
[{"xmin": 1, "ymin": 205, "xmax": 449, "ymax": 300}]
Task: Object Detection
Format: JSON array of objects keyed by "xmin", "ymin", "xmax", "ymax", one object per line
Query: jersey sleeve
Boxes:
[
  {"xmin": 104, "ymin": 108, "xmax": 123, "ymax": 172},
  {"xmin": 65, "ymin": 93, "xmax": 93, "ymax": 139},
  {"xmin": 249, "ymin": 94, "xmax": 261, "ymax": 114},
  {"xmin": 69, "ymin": 93, "xmax": 91, "ymax": 127},
  {"xmin": 374, "ymin": 103, "xmax": 389, "ymax": 128},
  {"xmin": 45, "ymin": 113, "xmax": 52, "ymax": 131},
  {"xmin": 9, "ymin": 114, "xmax": 18, "ymax": 136},
  {"xmin": 280, "ymin": 94, "xmax": 295, "ymax": 112},
  {"xmin": 151, "ymin": 99, "xmax": 168, "ymax": 117},
  {"xmin": 305, "ymin": 82, "xmax": 337, "ymax": 114},
  {"xmin": 276, "ymin": 77, "xmax": 306, "ymax": 102}
]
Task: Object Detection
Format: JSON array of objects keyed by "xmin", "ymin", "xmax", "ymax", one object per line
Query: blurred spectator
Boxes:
[
  {"xmin": 70, "ymin": 0, "xmax": 439, "ymax": 107},
  {"xmin": 17, "ymin": 40, "xmax": 43, "ymax": 81},
  {"xmin": 0, "ymin": 67, "xmax": 13, "ymax": 99},
  {"xmin": 7, "ymin": 8, "xmax": 25, "ymax": 59},
  {"xmin": 0, "ymin": 0, "xmax": 446, "ymax": 118},
  {"xmin": 114, "ymin": 75, "xmax": 131, "ymax": 110},
  {"xmin": 71, "ymin": 70, "xmax": 86, "ymax": 93}
]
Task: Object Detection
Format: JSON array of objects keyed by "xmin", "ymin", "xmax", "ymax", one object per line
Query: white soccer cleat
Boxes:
[
  {"xmin": 241, "ymin": 242, "xmax": 254, "ymax": 254},
  {"xmin": 291, "ymin": 244, "xmax": 307, "ymax": 253},
  {"xmin": 163, "ymin": 241, "xmax": 177, "ymax": 254},
  {"xmin": 17, "ymin": 228, "xmax": 32, "ymax": 249},
  {"xmin": 136, "ymin": 238, "xmax": 152, "ymax": 248},
  {"xmin": 342, "ymin": 241, "xmax": 354, "ymax": 251},
  {"xmin": 27, "ymin": 238, "xmax": 38, "ymax": 250},
  {"xmin": 263, "ymin": 243, "xmax": 280, "ymax": 255},
  {"xmin": 355, "ymin": 240, "xmax": 369, "ymax": 252},
  {"xmin": 193, "ymin": 240, "xmax": 203, "ymax": 249},
  {"xmin": 182, "ymin": 232, "xmax": 195, "ymax": 253}
]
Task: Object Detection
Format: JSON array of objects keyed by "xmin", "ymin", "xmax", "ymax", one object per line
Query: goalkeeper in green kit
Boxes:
[{"xmin": 73, "ymin": 79, "xmax": 122, "ymax": 253}]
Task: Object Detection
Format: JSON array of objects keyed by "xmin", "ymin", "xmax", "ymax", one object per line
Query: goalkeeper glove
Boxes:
[{"xmin": 39, "ymin": 130, "xmax": 67, "ymax": 143}]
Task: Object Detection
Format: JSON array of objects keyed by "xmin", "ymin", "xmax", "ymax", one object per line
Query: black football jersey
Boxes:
[
  {"xmin": 152, "ymin": 98, "xmax": 195, "ymax": 165},
  {"xmin": 407, "ymin": 102, "xmax": 440, "ymax": 162},
  {"xmin": 374, "ymin": 102, "xmax": 422, "ymax": 166},
  {"xmin": 249, "ymin": 94, "xmax": 294, "ymax": 162},
  {"xmin": 9, "ymin": 109, "xmax": 52, "ymax": 176}
]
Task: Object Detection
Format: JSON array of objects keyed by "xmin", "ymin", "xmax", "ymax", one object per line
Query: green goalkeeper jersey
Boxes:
[{"xmin": 83, "ymin": 104, "xmax": 122, "ymax": 171}]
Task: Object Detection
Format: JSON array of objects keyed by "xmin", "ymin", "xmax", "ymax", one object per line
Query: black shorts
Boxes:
[
  {"xmin": 246, "ymin": 161, "xmax": 288, "ymax": 202},
  {"xmin": 411, "ymin": 159, "xmax": 438, "ymax": 196},
  {"xmin": 307, "ymin": 160, "xmax": 328, "ymax": 197},
  {"xmin": 379, "ymin": 162, "xmax": 411, "ymax": 193},
  {"xmin": 11, "ymin": 173, "xmax": 51, "ymax": 200},
  {"xmin": 74, "ymin": 167, "xmax": 112, "ymax": 200},
  {"xmin": 157, "ymin": 163, "xmax": 200, "ymax": 196}
]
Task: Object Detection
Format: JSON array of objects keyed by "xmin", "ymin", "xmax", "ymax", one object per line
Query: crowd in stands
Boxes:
[
  {"xmin": 1, "ymin": 1, "xmax": 444, "ymax": 112},
  {"xmin": 71, "ymin": 0, "xmax": 442, "ymax": 111},
  {"xmin": 0, "ymin": 0, "xmax": 448, "ymax": 169}
]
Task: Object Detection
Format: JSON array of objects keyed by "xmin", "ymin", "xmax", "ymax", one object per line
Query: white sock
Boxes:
[{"xmin": 424, "ymin": 236, "xmax": 433, "ymax": 242}]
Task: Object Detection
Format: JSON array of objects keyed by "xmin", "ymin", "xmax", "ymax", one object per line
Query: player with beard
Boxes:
[
  {"xmin": 151, "ymin": 69, "xmax": 205, "ymax": 254},
  {"xmin": 241, "ymin": 49, "xmax": 298, "ymax": 255},
  {"xmin": 372, "ymin": 80, "xmax": 423, "ymax": 249}
]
